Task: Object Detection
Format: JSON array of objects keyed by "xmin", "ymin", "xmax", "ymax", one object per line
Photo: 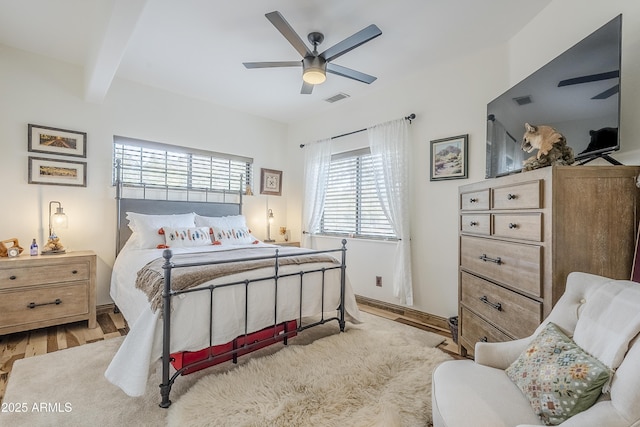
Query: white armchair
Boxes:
[{"xmin": 432, "ymin": 272, "xmax": 640, "ymax": 427}]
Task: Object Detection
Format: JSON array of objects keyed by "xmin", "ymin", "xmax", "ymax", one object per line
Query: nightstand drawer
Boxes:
[
  {"xmin": 0, "ymin": 282, "xmax": 89, "ymax": 329},
  {"xmin": 460, "ymin": 271, "xmax": 541, "ymax": 339},
  {"xmin": 0, "ymin": 261, "xmax": 89, "ymax": 290}
]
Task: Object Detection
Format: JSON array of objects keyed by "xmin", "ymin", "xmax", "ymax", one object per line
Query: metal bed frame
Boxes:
[{"xmin": 114, "ymin": 161, "xmax": 348, "ymax": 408}]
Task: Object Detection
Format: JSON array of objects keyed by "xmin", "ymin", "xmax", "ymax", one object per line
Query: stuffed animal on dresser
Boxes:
[{"xmin": 521, "ymin": 123, "xmax": 575, "ymax": 171}]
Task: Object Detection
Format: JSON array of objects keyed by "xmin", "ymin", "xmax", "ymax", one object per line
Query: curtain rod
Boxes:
[{"xmin": 299, "ymin": 113, "xmax": 416, "ymax": 148}]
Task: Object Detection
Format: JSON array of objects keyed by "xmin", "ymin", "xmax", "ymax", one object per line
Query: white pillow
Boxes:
[
  {"xmin": 195, "ymin": 214, "xmax": 257, "ymax": 245},
  {"xmin": 162, "ymin": 227, "xmax": 212, "ymax": 247},
  {"xmin": 126, "ymin": 212, "xmax": 196, "ymax": 249}
]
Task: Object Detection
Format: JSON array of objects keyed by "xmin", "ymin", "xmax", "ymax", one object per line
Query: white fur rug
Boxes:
[{"xmin": 168, "ymin": 326, "xmax": 452, "ymax": 427}]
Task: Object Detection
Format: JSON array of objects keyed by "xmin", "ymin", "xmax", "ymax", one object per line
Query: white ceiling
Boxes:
[{"xmin": 0, "ymin": 0, "xmax": 552, "ymax": 124}]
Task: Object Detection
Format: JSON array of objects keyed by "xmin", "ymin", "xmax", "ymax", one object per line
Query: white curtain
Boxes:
[
  {"xmin": 301, "ymin": 138, "xmax": 332, "ymax": 246},
  {"xmin": 368, "ymin": 119, "xmax": 413, "ymax": 306}
]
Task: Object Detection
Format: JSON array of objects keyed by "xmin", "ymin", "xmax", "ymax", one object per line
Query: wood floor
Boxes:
[{"xmin": 0, "ymin": 304, "xmax": 460, "ymax": 404}]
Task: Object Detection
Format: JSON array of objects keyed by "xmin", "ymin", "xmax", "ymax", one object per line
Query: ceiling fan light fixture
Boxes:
[{"xmin": 302, "ymin": 56, "xmax": 327, "ymax": 85}]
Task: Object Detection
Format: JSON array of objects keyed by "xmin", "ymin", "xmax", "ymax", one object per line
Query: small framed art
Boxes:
[
  {"xmin": 260, "ymin": 168, "xmax": 282, "ymax": 196},
  {"xmin": 28, "ymin": 124, "xmax": 87, "ymax": 158},
  {"xmin": 430, "ymin": 134, "xmax": 468, "ymax": 181},
  {"xmin": 28, "ymin": 156, "xmax": 87, "ymax": 187}
]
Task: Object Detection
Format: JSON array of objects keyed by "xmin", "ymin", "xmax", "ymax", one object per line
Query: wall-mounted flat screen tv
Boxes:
[{"xmin": 486, "ymin": 14, "xmax": 622, "ymax": 178}]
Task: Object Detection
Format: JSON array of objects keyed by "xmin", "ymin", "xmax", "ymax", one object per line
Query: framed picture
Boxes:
[
  {"xmin": 28, "ymin": 124, "xmax": 87, "ymax": 158},
  {"xmin": 28, "ymin": 156, "xmax": 87, "ymax": 187},
  {"xmin": 430, "ymin": 134, "xmax": 468, "ymax": 181},
  {"xmin": 260, "ymin": 168, "xmax": 282, "ymax": 196}
]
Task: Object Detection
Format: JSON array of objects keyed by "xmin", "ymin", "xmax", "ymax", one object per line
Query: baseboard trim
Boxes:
[
  {"xmin": 355, "ymin": 295, "xmax": 449, "ymax": 331},
  {"xmin": 97, "ymin": 303, "xmax": 117, "ymax": 316}
]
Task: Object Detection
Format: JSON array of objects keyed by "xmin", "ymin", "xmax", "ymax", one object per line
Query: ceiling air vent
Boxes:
[
  {"xmin": 513, "ymin": 95, "xmax": 533, "ymax": 106},
  {"xmin": 324, "ymin": 93, "xmax": 350, "ymax": 103}
]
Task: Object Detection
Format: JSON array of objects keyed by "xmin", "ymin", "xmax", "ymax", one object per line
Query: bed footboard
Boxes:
[{"xmin": 159, "ymin": 240, "xmax": 348, "ymax": 408}]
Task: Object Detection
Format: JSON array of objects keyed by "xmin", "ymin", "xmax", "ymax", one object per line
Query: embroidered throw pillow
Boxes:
[
  {"xmin": 161, "ymin": 227, "xmax": 212, "ymax": 248},
  {"xmin": 126, "ymin": 212, "xmax": 196, "ymax": 249},
  {"xmin": 505, "ymin": 322, "xmax": 611, "ymax": 426}
]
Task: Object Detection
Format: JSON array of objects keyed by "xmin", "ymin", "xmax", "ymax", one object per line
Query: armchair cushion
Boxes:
[
  {"xmin": 505, "ymin": 322, "xmax": 611, "ymax": 425},
  {"xmin": 572, "ymin": 280, "xmax": 640, "ymax": 370}
]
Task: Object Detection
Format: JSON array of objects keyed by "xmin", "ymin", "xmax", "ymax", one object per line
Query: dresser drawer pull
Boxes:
[
  {"xmin": 469, "ymin": 198, "xmax": 478, "ymax": 203},
  {"xmin": 72, "ymin": 270, "xmax": 78, "ymax": 274},
  {"xmin": 508, "ymin": 223, "xmax": 518, "ymax": 229},
  {"xmin": 27, "ymin": 298, "xmax": 62, "ymax": 309},
  {"xmin": 479, "ymin": 295, "xmax": 503, "ymax": 311},
  {"xmin": 9, "ymin": 275, "xmax": 17, "ymax": 280},
  {"xmin": 480, "ymin": 336, "xmax": 488, "ymax": 342},
  {"xmin": 507, "ymin": 193, "xmax": 517, "ymax": 200},
  {"xmin": 469, "ymin": 221, "xmax": 479, "ymax": 226},
  {"xmin": 479, "ymin": 254, "xmax": 502, "ymax": 264}
]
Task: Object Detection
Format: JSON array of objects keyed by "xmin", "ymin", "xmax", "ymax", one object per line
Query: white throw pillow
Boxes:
[
  {"xmin": 161, "ymin": 227, "xmax": 212, "ymax": 247},
  {"xmin": 126, "ymin": 212, "xmax": 196, "ymax": 249}
]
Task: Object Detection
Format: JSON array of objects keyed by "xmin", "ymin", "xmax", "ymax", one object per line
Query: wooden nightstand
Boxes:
[{"xmin": 0, "ymin": 250, "xmax": 97, "ymax": 335}]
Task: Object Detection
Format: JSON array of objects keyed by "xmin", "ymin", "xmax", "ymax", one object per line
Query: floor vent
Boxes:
[{"xmin": 324, "ymin": 93, "xmax": 350, "ymax": 103}]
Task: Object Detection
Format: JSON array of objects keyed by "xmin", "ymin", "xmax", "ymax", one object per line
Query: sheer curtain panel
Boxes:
[
  {"xmin": 368, "ymin": 119, "xmax": 413, "ymax": 305},
  {"xmin": 302, "ymin": 138, "xmax": 332, "ymax": 246}
]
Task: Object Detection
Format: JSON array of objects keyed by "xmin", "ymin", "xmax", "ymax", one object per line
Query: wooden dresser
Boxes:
[
  {"xmin": 458, "ymin": 166, "xmax": 640, "ymax": 357},
  {"xmin": 0, "ymin": 250, "xmax": 96, "ymax": 335}
]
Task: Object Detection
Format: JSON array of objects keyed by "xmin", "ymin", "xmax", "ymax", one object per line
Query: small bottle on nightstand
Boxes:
[{"xmin": 30, "ymin": 238, "xmax": 38, "ymax": 256}]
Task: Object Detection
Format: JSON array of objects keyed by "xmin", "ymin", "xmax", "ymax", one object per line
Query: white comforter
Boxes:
[{"xmin": 105, "ymin": 243, "xmax": 361, "ymax": 397}]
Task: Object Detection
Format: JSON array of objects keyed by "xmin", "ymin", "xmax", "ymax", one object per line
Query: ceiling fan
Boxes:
[
  {"xmin": 243, "ymin": 11, "xmax": 382, "ymax": 94},
  {"xmin": 557, "ymin": 70, "xmax": 620, "ymax": 99}
]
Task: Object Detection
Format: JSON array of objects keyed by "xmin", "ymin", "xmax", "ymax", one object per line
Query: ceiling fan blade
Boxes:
[
  {"xmin": 591, "ymin": 84, "xmax": 620, "ymax": 100},
  {"xmin": 301, "ymin": 81, "xmax": 314, "ymax": 94},
  {"xmin": 243, "ymin": 61, "xmax": 301, "ymax": 69},
  {"xmin": 327, "ymin": 63, "xmax": 377, "ymax": 84},
  {"xmin": 558, "ymin": 70, "xmax": 619, "ymax": 87},
  {"xmin": 265, "ymin": 11, "xmax": 311, "ymax": 58},
  {"xmin": 320, "ymin": 24, "xmax": 382, "ymax": 63}
]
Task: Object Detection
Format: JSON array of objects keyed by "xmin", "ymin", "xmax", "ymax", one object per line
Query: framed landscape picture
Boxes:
[
  {"xmin": 28, "ymin": 156, "xmax": 87, "ymax": 187},
  {"xmin": 260, "ymin": 168, "xmax": 282, "ymax": 196},
  {"xmin": 28, "ymin": 124, "xmax": 87, "ymax": 158},
  {"xmin": 430, "ymin": 134, "xmax": 468, "ymax": 181}
]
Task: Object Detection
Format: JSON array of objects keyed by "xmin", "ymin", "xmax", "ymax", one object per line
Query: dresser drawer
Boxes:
[
  {"xmin": 0, "ymin": 282, "xmax": 89, "ymax": 329},
  {"xmin": 460, "ymin": 189, "xmax": 490, "ymax": 211},
  {"xmin": 460, "ymin": 236, "xmax": 542, "ymax": 297},
  {"xmin": 492, "ymin": 213, "xmax": 542, "ymax": 242},
  {"xmin": 492, "ymin": 180, "xmax": 542, "ymax": 210},
  {"xmin": 461, "ymin": 214, "xmax": 490, "ymax": 235},
  {"xmin": 460, "ymin": 306, "xmax": 512, "ymax": 349},
  {"xmin": 0, "ymin": 261, "xmax": 89, "ymax": 290},
  {"xmin": 460, "ymin": 271, "xmax": 542, "ymax": 339}
]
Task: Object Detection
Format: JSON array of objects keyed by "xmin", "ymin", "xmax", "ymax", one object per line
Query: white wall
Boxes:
[
  {"xmin": 2, "ymin": 0, "xmax": 639, "ymax": 318},
  {"xmin": 287, "ymin": 0, "xmax": 640, "ymax": 319},
  {"xmin": 0, "ymin": 45, "xmax": 289, "ymax": 305}
]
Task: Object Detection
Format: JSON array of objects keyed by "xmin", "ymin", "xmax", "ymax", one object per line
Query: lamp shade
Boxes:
[
  {"xmin": 302, "ymin": 56, "xmax": 327, "ymax": 85},
  {"xmin": 48, "ymin": 201, "xmax": 68, "ymax": 236}
]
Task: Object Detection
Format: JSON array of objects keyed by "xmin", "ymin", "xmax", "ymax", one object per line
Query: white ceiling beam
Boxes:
[{"xmin": 84, "ymin": 0, "xmax": 150, "ymax": 103}]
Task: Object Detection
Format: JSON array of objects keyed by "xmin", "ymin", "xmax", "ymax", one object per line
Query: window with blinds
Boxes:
[
  {"xmin": 112, "ymin": 136, "xmax": 252, "ymax": 196},
  {"xmin": 320, "ymin": 148, "xmax": 396, "ymax": 239}
]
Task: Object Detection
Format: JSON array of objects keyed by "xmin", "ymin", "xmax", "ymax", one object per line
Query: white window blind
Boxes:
[
  {"xmin": 321, "ymin": 148, "xmax": 396, "ymax": 239},
  {"xmin": 112, "ymin": 136, "xmax": 252, "ymax": 194}
]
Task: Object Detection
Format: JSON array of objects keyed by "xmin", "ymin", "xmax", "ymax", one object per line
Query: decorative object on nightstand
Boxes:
[
  {"xmin": 42, "ymin": 201, "xmax": 68, "ymax": 255},
  {"xmin": 279, "ymin": 226, "xmax": 290, "ymax": 242},
  {"xmin": 264, "ymin": 209, "xmax": 275, "ymax": 243},
  {"xmin": 0, "ymin": 238, "xmax": 23, "ymax": 258},
  {"xmin": 0, "ymin": 250, "xmax": 97, "ymax": 334}
]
